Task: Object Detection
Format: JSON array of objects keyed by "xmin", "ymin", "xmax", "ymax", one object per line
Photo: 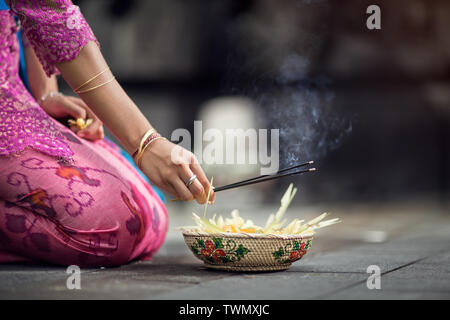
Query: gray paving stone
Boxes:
[
  {"xmin": 1, "ymin": 273, "xmax": 192, "ymax": 300},
  {"xmin": 324, "ymin": 250, "xmax": 450, "ymax": 299},
  {"xmin": 91, "ymin": 258, "xmax": 234, "ymax": 285},
  {"xmin": 288, "ymin": 249, "xmax": 424, "ymax": 274},
  {"xmin": 153, "ymin": 272, "xmax": 367, "ymax": 300},
  {"xmin": 0, "ymin": 257, "xmax": 234, "ymax": 299},
  {"xmin": 0, "ymin": 264, "xmax": 98, "ymax": 297}
]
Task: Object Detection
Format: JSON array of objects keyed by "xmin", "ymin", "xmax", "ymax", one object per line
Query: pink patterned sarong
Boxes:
[
  {"xmin": 0, "ymin": 1, "xmax": 168, "ymax": 267},
  {"xmin": 0, "ymin": 119, "xmax": 168, "ymax": 267}
]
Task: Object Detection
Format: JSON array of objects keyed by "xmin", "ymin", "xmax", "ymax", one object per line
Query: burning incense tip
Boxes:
[
  {"xmin": 309, "ymin": 168, "xmax": 316, "ymax": 171},
  {"xmin": 309, "ymin": 160, "xmax": 314, "ymax": 164}
]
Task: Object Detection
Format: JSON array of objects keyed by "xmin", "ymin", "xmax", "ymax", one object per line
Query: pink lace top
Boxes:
[{"xmin": 0, "ymin": 0, "xmax": 98, "ymax": 163}]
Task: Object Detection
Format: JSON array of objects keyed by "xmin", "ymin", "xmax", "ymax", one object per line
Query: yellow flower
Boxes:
[{"xmin": 68, "ymin": 118, "xmax": 93, "ymax": 130}]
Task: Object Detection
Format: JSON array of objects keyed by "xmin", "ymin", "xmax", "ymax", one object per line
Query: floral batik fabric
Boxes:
[{"xmin": 0, "ymin": 0, "xmax": 168, "ymax": 267}]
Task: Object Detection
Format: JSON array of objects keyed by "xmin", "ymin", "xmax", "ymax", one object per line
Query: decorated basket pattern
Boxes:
[{"xmin": 183, "ymin": 231, "xmax": 313, "ymax": 272}]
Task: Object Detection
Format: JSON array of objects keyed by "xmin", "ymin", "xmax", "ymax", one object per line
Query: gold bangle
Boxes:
[
  {"xmin": 74, "ymin": 67, "xmax": 110, "ymax": 92},
  {"xmin": 75, "ymin": 77, "xmax": 116, "ymax": 94},
  {"xmin": 131, "ymin": 128, "xmax": 157, "ymax": 161},
  {"xmin": 137, "ymin": 137, "xmax": 167, "ymax": 170},
  {"xmin": 135, "ymin": 128, "xmax": 157, "ymax": 158}
]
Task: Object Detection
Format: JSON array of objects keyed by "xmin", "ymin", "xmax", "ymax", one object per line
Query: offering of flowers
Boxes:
[
  {"xmin": 183, "ymin": 183, "xmax": 341, "ymax": 236},
  {"xmin": 68, "ymin": 117, "xmax": 93, "ymax": 130}
]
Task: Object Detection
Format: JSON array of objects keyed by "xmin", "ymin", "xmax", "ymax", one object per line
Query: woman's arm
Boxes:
[
  {"xmin": 24, "ymin": 44, "xmax": 58, "ymax": 101},
  {"xmin": 57, "ymin": 42, "xmax": 148, "ymax": 155},
  {"xmin": 10, "ymin": 0, "xmax": 214, "ymax": 203},
  {"xmin": 24, "ymin": 44, "xmax": 104, "ymax": 140},
  {"xmin": 57, "ymin": 42, "xmax": 214, "ymax": 204}
]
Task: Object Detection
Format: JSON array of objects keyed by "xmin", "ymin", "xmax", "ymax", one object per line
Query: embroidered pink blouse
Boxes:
[{"xmin": 0, "ymin": 0, "xmax": 98, "ymax": 162}]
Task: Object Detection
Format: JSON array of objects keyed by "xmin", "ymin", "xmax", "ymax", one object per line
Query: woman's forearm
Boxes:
[
  {"xmin": 24, "ymin": 45, "xmax": 58, "ymax": 101},
  {"xmin": 56, "ymin": 41, "xmax": 152, "ymax": 155}
]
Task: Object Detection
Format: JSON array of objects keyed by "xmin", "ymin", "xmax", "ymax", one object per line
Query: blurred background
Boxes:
[{"xmin": 67, "ymin": 0, "xmax": 450, "ymax": 216}]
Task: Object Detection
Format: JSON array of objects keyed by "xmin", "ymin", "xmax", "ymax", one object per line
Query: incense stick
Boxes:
[
  {"xmin": 213, "ymin": 168, "xmax": 316, "ymax": 192},
  {"xmin": 170, "ymin": 161, "xmax": 316, "ymax": 201},
  {"xmin": 218, "ymin": 160, "xmax": 314, "ymax": 189}
]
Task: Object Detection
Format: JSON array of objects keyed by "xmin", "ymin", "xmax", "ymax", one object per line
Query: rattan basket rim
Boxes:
[{"xmin": 182, "ymin": 229, "xmax": 314, "ymax": 240}]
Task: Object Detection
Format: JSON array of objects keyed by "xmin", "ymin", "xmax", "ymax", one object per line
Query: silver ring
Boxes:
[{"xmin": 185, "ymin": 174, "xmax": 197, "ymax": 188}]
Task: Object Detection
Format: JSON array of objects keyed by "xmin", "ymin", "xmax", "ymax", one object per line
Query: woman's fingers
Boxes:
[
  {"xmin": 39, "ymin": 94, "xmax": 86, "ymax": 120},
  {"xmin": 67, "ymin": 96, "xmax": 104, "ymax": 140},
  {"xmin": 78, "ymin": 118, "xmax": 104, "ymax": 140},
  {"xmin": 189, "ymin": 179, "xmax": 207, "ymax": 204},
  {"xmin": 57, "ymin": 97, "xmax": 87, "ymax": 120},
  {"xmin": 190, "ymin": 157, "xmax": 215, "ymax": 203},
  {"xmin": 179, "ymin": 164, "xmax": 207, "ymax": 204},
  {"xmin": 169, "ymin": 176, "xmax": 195, "ymax": 202}
]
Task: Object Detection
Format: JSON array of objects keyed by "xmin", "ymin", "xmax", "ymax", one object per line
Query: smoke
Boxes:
[
  {"xmin": 221, "ymin": 0, "xmax": 351, "ymax": 167},
  {"xmin": 258, "ymin": 54, "xmax": 352, "ymax": 167}
]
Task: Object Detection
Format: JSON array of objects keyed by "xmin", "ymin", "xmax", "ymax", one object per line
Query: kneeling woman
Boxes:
[{"xmin": 0, "ymin": 0, "xmax": 214, "ymax": 267}]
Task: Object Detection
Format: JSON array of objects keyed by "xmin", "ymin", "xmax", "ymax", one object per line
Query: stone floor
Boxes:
[{"xmin": 0, "ymin": 199, "xmax": 449, "ymax": 300}]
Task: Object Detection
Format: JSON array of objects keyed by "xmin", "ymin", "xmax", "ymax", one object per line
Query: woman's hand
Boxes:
[
  {"xmin": 40, "ymin": 93, "xmax": 104, "ymax": 141},
  {"xmin": 139, "ymin": 138, "xmax": 215, "ymax": 204}
]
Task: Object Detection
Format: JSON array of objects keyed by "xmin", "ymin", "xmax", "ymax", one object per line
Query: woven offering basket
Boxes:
[{"xmin": 183, "ymin": 230, "xmax": 313, "ymax": 272}]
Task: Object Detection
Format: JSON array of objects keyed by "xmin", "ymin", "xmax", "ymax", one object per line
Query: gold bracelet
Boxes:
[
  {"xmin": 135, "ymin": 128, "xmax": 156, "ymax": 158},
  {"xmin": 74, "ymin": 67, "xmax": 110, "ymax": 92},
  {"xmin": 137, "ymin": 137, "xmax": 167, "ymax": 170},
  {"xmin": 75, "ymin": 77, "xmax": 116, "ymax": 94}
]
